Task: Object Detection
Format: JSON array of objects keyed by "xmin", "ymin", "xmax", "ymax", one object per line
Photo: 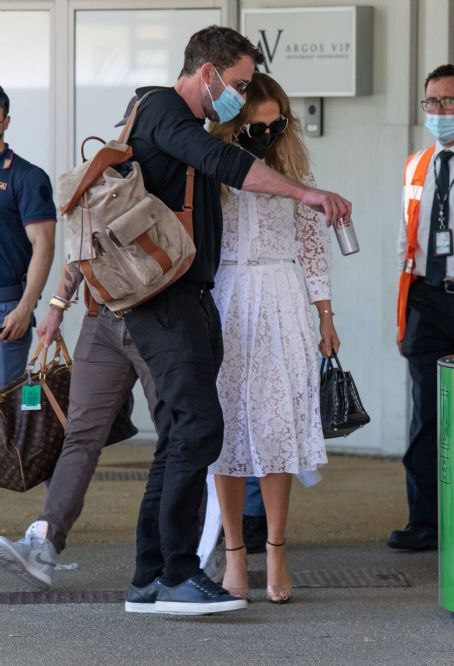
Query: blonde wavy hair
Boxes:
[{"xmin": 210, "ymin": 71, "xmax": 310, "ymax": 182}]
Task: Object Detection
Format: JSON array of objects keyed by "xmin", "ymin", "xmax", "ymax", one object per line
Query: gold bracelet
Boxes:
[
  {"xmin": 319, "ymin": 309, "xmax": 335, "ymax": 316},
  {"xmin": 49, "ymin": 296, "xmax": 69, "ymax": 311}
]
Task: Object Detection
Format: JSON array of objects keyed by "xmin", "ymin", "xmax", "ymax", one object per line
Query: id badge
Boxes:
[
  {"xmin": 434, "ymin": 229, "xmax": 453, "ymax": 257},
  {"xmin": 21, "ymin": 383, "xmax": 42, "ymax": 411}
]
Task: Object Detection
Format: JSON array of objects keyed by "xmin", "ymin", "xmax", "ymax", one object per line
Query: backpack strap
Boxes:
[
  {"xmin": 117, "ymin": 90, "xmax": 157, "ymax": 145},
  {"xmin": 84, "ymin": 282, "xmax": 100, "ymax": 317},
  {"xmin": 119, "ymin": 90, "xmax": 195, "ymax": 221},
  {"xmin": 183, "ymin": 167, "xmax": 195, "ymax": 211},
  {"xmin": 175, "ymin": 167, "xmax": 195, "ymax": 239}
]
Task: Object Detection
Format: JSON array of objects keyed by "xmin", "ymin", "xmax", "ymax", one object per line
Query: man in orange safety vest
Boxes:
[{"xmin": 389, "ymin": 64, "xmax": 454, "ymax": 551}]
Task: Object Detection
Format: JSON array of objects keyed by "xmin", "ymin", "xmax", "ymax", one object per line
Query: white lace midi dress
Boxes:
[{"xmin": 209, "ymin": 174, "xmax": 332, "ymax": 478}]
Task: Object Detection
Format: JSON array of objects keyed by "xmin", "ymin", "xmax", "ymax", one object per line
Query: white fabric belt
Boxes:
[{"xmin": 221, "ymin": 259, "xmax": 295, "ymax": 266}]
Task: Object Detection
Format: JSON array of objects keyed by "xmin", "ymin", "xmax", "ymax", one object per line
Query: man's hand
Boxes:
[
  {"xmin": 0, "ymin": 220, "xmax": 56, "ymax": 343},
  {"xmin": 300, "ymin": 186, "xmax": 352, "ymax": 227},
  {"xmin": 0, "ymin": 304, "xmax": 33, "ymax": 342},
  {"xmin": 37, "ymin": 308, "xmax": 64, "ymax": 348}
]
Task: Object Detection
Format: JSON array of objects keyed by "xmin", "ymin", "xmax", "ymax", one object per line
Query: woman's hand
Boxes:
[{"xmin": 318, "ymin": 314, "xmax": 340, "ymax": 358}]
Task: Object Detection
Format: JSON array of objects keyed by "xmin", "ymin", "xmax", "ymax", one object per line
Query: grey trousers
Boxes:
[{"xmin": 38, "ymin": 308, "xmax": 157, "ymax": 553}]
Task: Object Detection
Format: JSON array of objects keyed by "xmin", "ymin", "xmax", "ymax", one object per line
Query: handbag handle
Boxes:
[
  {"xmin": 41, "ymin": 337, "xmax": 72, "ymax": 374},
  {"xmin": 320, "ymin": 351, "xmax": 345, "ymax": 380},
  {"xmin": 26, "ymin": 337, "xmax": 72, "ymax": 430},
  {"xmin": 330, "ymin": 351, "xmax": 344, "ymax": 372},
  {"xmin": 27, "ymin": 337, "xmax": 72, "ymax": 376}
]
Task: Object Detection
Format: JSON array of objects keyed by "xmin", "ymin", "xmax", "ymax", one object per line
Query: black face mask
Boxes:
[{"xmin": 236, "ymin": 130, "xmax": 280, "ymax": 159}]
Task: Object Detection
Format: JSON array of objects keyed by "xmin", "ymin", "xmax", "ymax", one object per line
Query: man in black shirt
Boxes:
[
  {"xmin": 122, "ymin": 26, "xmax": 351, "ymax": 616},
  {"xmin": 128, "ymin": 86, "xmax": 254, "ymax": 285},
  {"xmin": 0, "ymin": 26, "xmax": 350, "ymax": 615}
]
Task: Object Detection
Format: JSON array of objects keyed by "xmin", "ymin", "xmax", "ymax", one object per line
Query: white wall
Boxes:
[{"xmin": 239, "ymin": 0, "xmax": 406, "ymax": 455}]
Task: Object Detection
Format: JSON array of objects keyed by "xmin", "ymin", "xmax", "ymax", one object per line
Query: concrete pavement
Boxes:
[
  {"xmin": 0, "ymin": 543, "xmax": 451, "ymax": 666},
  {"xmin": 0, "ymin": 444, "xmax": 452, "ymax": 666}
]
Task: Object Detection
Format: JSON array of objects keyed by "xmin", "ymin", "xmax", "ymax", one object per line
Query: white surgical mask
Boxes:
[{"xmin": 425, "ymin": 113, "xmax": 454, "ymax": 145}]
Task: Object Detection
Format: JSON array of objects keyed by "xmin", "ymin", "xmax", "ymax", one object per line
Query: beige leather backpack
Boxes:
[{"xmin": 58, "ymin": 93, "xmax": 196, "ymax": 314}]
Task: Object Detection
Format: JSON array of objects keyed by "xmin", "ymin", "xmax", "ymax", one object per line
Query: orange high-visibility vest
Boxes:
[{"xmin": 397, "ymin": 146, "xmax": 436, "ymax": 343}]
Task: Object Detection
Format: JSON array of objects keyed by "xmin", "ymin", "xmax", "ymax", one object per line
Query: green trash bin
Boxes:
[{"xmin": 438, "ymin": 355, "xmax": 454, "ymax": 612}]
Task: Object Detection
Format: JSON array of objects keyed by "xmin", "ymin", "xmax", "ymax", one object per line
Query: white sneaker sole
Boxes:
[
  {"xmin": 151, "ymin": 598, "xmax": 248, "ymax": 615},
  {"xmin": 0, "ymin": 538, "xmax": 52, "ymax": 589},
  {"xmin": 125, "ymin": 597, "xmax": 248, "ymax": 616},
  {"xmin": 124, "ymin": 601, "xmax": 162, "ymax": 614}
]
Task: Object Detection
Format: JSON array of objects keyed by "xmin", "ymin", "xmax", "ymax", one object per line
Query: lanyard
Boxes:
[{"xmin": 433, "ymin": 154, "xmax": 454, "ymax": 229}]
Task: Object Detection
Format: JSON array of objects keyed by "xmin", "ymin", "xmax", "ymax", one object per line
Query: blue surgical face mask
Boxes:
[
  {"xmin": 424, "ymin": 113, "xmax": 454, "ymax": 145},
  {"xmin": 205, "ymin": 68, "xmax": 245, "ymax": 123}
]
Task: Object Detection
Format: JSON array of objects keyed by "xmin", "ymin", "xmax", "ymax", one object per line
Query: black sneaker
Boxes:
[
  {"xmin": 154, "ymin": 573, "xmax": 248, "ymax": 615},
  {"xmin": 124, "ymin": 578, "xmax": 162, "ymax": 613}
]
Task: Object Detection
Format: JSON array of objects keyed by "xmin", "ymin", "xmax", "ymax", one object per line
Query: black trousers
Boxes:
[
  {"xmin": 401, "ymin": 279, "xmax": 454, "ymax": 528},
  {"xmin": 124, "ymin": 281, "xmax": 224, "ymax": 587}
]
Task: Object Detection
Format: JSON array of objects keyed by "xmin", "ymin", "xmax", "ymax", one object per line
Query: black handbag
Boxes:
[
  {"xmin": 0, "ymin": 337, "xmax": 138, "ymax": 492},
  {"xmin": 320, "ymin": 352, "xmax": 370, "ymax": 438}
]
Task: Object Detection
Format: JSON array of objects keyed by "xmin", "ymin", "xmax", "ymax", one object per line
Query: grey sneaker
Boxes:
[
  {"xmin": 203, "ymin": 538, "xmax": 226, "ymax": 583},
  {"xmin": 0, "ymin": 521, "xmax": 57, "ymax": 589}
]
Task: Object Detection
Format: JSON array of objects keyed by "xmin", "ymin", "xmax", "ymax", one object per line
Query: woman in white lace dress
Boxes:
[{"xmin": 209, "ymin": 73, "xmax": 340, "ymax": 603}]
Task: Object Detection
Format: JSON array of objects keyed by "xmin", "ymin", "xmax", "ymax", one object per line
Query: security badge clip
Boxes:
[
  {"xmin": 434, "ymin": 229, "xmax": 453, "ymax": 257},
  {"xmin": 433, "ymin": 169, "xmax": 454, "ymax": 257},
  {"xmin": 21, "ymin": 368, "xmax": 41, "ymax": 411}
]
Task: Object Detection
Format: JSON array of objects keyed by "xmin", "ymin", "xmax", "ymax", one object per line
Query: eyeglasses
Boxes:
[
  {"xmin": 421, "ymin": 97, "xmax": 454, "ymax": 112},
  {"xmin": 243, "ymin": 116, "xmax": 288, "ymax": 138},
  {"xmin": 214, "ymin": 66, "xmax": 250, "ymax": 95},
  {"xmin": 233, "ymin": 80, "xmax": 250, "ymax": 95}
]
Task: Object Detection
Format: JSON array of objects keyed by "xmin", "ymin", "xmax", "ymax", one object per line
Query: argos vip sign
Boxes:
[{"xmin": 242, "ymin": 6, "xmax": 373, "ymax": 97}]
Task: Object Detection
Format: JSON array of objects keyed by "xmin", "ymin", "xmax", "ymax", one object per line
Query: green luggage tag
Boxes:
[{"xmin": 21, "ymin": 369, "xmax": 42, "ymax": 411}]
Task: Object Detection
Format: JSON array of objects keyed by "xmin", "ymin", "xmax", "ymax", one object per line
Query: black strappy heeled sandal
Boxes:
[{"xmin": 223, "ymin": 544, "xmax": 250, "ymax": 601}]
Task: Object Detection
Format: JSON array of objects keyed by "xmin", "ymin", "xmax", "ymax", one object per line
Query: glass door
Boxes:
[
  {"xmin": 0, "ymin": 9, "xmax": 52, "ymax": 176},
  {"xmin": 74, "ymin": 7, "xmax": 221, "ymax": 161}
]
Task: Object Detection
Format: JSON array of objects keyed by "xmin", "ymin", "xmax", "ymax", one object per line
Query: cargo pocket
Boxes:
[
  {"xmin": 106, "ymin": 197, "xmax": 173, "ymax": 275},
  {"xmin": 106, "ymin": 198, "xmax": 157, "ymax": 245}
]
